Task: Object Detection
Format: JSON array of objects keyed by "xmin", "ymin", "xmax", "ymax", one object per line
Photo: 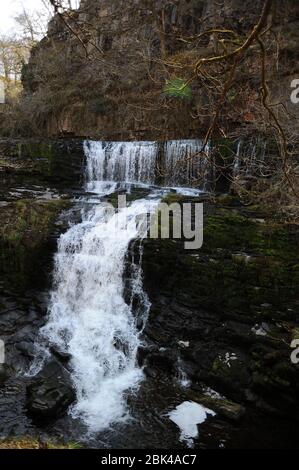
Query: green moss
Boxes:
[
  {"xmin": 162, "ymin": 193, "xmax": 187, "ymax": 205},
  {"xmin": 0, "ymin": 437, "xmax": 82, "ymax": 449},
  {"xmin": 0, "ymin": 199, "xmax": 71, "ymax": 290},
  {"xmin": 215, "ymin": 194, "xmax": 240, "ymax": 206},
  {"xmin": 292, "ymin": 328, "xmax": 299, "ymax": 340},
  {"xmin": 1, "ymin": 199, "xmax": 70, "ymax": 248},
  {"xmin": 18, "ymin": 142, "xmax": 54, "ymax": 160},
  {"xmin": 161, "ymin": 193, "xmax": 206, "ymax": 205},
  {"xmin": 143, "ymin": 197, "xmax": 299, "ymax": 322},
  {"xmin": 106, "ymin": 188, "xmax": 151, "ymax": 207},
  {"xmin": 163, "ymin": 78, "xmax": 192, "ymax": 100}
]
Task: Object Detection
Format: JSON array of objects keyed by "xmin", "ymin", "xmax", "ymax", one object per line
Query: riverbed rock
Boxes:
[
  {"xmin": 0, "ymin": 138, "xmax": 84, "ymax": 184},
  {"xmin": 188, "ymin": 392, "xmax": 246, "ymax": 422},
  {"xmin": 26, "ymin": 361, "xmax": 75, "ymax": 421},
  {"xmin": 136, "ymin": 194, "xmax": 299, "ymax": 418},
  {"xmin": 50, "ymin": 346, "xmax": 72, "ymax": 364},
  {"xmin": 15, "ymin": 341, "xmax": 36, "ymax": 358}
]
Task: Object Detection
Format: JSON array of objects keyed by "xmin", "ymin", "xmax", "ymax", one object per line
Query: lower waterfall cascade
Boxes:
[
  {"xmin": 32, "ymin": 137, "xmax": 269, "ymax": 433},
  {"xmin": 35, "ymin": 141, "xmax": 168, "ymax": 432}
]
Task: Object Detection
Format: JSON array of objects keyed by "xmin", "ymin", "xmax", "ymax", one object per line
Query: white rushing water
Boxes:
[
  {"xmin": 42, "ymin": 199, "xmax": 156, "ymax": 431},
  {"xmin": 84, "ymin": 139, "xmax": 209, "ymax": 190},
  {"xmin": 164, "ymin": 139, "xmax": 210, "ymax": 187},
  {"xmin": 84, "ymin": 140, "xmax": 158, "ymax": 189},
  {"xmin": 37, "ymin": 139, "xmax": 208, "ymax": 432},
  {"xmin": 34, "ymin": 137, "xmax": 270, "ymax": 435},
  {"xmin": 38, "ymin": 141, "xmax": 161, "ymax": 432}
]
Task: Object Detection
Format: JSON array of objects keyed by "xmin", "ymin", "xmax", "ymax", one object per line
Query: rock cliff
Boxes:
[{"xmin": 21, "ymin": 0, "xmax": 298, "ymax": 140}]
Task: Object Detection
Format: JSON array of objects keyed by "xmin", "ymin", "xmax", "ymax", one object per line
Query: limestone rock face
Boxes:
[{"xmin": 21, "ymin": 0, "xmax": 298, "ymax": 140}]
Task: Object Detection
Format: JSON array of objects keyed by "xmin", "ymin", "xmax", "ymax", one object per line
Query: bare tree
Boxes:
[{"xmin": 17, "ymin": 0, "xmax": 299, "ymax": 206}]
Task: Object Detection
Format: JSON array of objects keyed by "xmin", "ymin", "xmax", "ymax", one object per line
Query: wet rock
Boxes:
[
  {"xmin": 188, "ymin": 391, "xmax": 246, "ymax": 422},
  {"xmin": 113, "ymin": 338, "xmax": 130, "ymax": 356},
  {"xmin": 137, "ymin": 195, "xmax": 299, "ymax": 420},
  {"xmin": 215, "ymin": 399, "xmax": 246, "ymax": 422},
  {"xmin": 0, "ymin": 138, "xmax": 84, "ymax": 184},
  {"xmin": 207, "ymin": 353, "xmax": 251, "ymax": 401},
  {"xmin": 292, "ymin": 327, "xmax": 299, "ymax": 340},
  {"xmin": 145, "ymin": 350, "xmax": 177, "ymax": 375},
  {"xmin": 232, "ymin": 253, "xmax": 254, "ymax": 264},
  {"xmin": 0, "ymin": 199, "xmax": 72, "ymax": 291},
  {"xmin": 0, "ymin": 365, "xmax": 11, "ymax": 386},
  {"xmin": 136, "ymin": 345, "xmax": 151, "ymax": 367},
  {"xmin": 135, "ymin": 317, "xmax": 144, "ymax": 331},
  {"xmin": 26, "ymin": 361, "xmax": 75, "ymax": 421},
  {"xmin": 50, "ymin": 346, "xmax": 71, "ymax": 364},
  {"xmin": 224, "ymin": 321, "xmax": 257, "ymax": 346},
  {"xmin": 15, "ymin": 341, "xmax": 36, "ymax": 358},
  {"xmin": 144, "ymin": 367, "xmax": 159, "ymax": 379}
]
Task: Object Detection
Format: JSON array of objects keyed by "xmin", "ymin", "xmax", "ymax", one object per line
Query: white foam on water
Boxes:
[
  {"xmin": 36, "ymin": 139, "xmax": 208, "ymax": 433},
  {"xmin": 168, "ymin": 401, "xmax": 216, "ymax": 447},
  {"xmin": 84, "ymin": 139, "xmax": 210, "ymax": 190},
  {"xmin": 42, "ymin": 199, "xmax": 157, "ymax": 432},
  {"xmin": 84, "ymin": 140, "xmax": 158, "ymax": 187},
  {"xmin": 36, "ymin": 141, "xmax": 161, "ymax": 433}
]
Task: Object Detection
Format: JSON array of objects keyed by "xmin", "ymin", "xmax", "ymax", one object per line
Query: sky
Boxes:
[
  {"xmin": 0, "ymin": 1, "xmax": 82, "ymax": 37},
  {"xmin": 0, "ymin": 0, "xmax": 50, "ymax": 36}
]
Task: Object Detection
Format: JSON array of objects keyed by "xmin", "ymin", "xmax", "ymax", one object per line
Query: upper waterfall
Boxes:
[
  {"xmin": 84, "ymin": 141, "xmax": 158, "ymax": 189},
  {"xmin": 83, "ymin": 139, "xmax": 209, "ymax": 190},
  {"xmin": 164, "ymin": 139, "xmax": 210, "ymax": 187}
]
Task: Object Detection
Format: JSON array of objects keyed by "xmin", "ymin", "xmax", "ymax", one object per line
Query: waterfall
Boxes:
[
  {"xmin": 34, "ymin": 138, "xmax": 209, "ymax": 432},
  {"xmin": 38, "ymin": 142, "xmax": 159, "ymax": 432},
  {"xmin": 164, "ymin": 139, "xmax": 209, "ymax": 187},
  {"xmin": 84, "ymin": 140, "xmax": 158, "ymax": 190},
  {"xmin": 233, "ymin": 137, "xmax": 268, "ymax": 178},
  {"xmin": 84, "ymin": 139, "xmax": 208, "ymax": 189}
]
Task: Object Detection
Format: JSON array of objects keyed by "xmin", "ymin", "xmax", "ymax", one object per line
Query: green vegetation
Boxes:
[
  {"xmin": 1, "ymin": 199, "xmax": 70, "ymax": 249},
  {"xmin": 163, "ymin": 78, "xmax": 192, "ymax": 100},
  {"xmin": 0, "ymin": 199, "xmax": 71, "ymax": 290},
  {"xmin": 0, "ymin": 437, "xmax": 82, "ymax": 449},
  {"xmin": 145, "ymin": 193, "xmax": 299, "ymax": 322}
]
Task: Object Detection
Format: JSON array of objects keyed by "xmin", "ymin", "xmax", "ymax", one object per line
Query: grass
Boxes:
[{"xmin": 0, "ymin": 438, "xmax": 82, "ymax": 449}]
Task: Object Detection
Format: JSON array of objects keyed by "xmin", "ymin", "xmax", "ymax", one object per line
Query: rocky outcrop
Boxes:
[
  {"xmin": 26, "ymin": 361, "xmax": 75, "ymax": 421},
  {"xmin": 20, "ymin": 0, "xmax": 297, "ymax": 140},
  {"xmin": 135, "ymin": 194, "xmax": 299, "ymax": 419},
  {"xmin": 0, "ymin": 199, "xmax": 72, "ymax": 291},
  {"xmin": 0, "ymin": 138, "xmax": 84, "ymax": 184},
  {"xmin": 0, "ymin": 181, "xmax": 77, "ymax": 436}
]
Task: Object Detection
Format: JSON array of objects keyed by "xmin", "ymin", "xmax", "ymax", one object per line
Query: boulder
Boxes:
[{"xmin": 26, "ymin": 361, "xmax": 75, "ymax": 421}]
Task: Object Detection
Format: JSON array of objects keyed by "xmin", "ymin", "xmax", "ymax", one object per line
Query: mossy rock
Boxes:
[
  {"xmin": 187, "ymin": 391, "xmax": 245, "ymax": 422},
  {"xmin": 292, "ymin": 327, "xmax": 299, "ymax": 341},
  {"xmin": 0, "ymin": 199, "xmax": 72, "ymax": 290},
  {"xmin": 141, "ymin": 195, "xmax": 299, "ymax": 415},
  {"xmin": 208, "ymin": 354, "xmax": 251, "ymax": 400},
  {"xmin": 0, "ymin": 437, "xmax": 82, "ymax": 449},
  {"xmin": 0, "ymin": 199, "xmax": 71, "ymax": 249},
  {"xmin": 105, "ymin": 187, "xmax": 151, "ymax": 208},
  {"xmin": 142, "ymin": 197, "xmax": 299, "ymax": 321},
  {"xmin": 161, "ymin": 192, "xmax": 208, "ymax": 205}
]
